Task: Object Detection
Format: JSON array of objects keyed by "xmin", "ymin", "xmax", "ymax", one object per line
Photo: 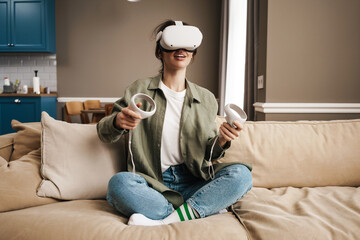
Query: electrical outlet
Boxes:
[{"xmin": 257, "ymin": 75, "xmax": 264, "ymax": 89}]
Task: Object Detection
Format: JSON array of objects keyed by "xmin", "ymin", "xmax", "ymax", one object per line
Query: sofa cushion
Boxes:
[
  {"xmin": 232, "ymin": 186, "xmax": 360, "ymax": 240},
  {"xmin": 216, "ymin": 117, "xmax": 360, "ymax": 188},
  {"xmin": 0, "ymin": 133, "xmax": 15, "ymax": 161},
  {"xmin": 37, "ymin": 112, "xmax": 126, "ymax": 200},
  {"xmin": 10, "ymin": 120, "xmax": 41, "ymax": 161},
  {"xmin": 0, "ymin": 148, "xmax": 57, "ymax": 212},
  {"xmin": 0, "ymin": 200, "xmax": 248, "ymax": 240}
]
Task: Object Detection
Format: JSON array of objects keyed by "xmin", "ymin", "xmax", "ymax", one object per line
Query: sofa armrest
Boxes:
[{"xmin": 0, "ymin": 133, "xmax": 15, "ymax": 162}]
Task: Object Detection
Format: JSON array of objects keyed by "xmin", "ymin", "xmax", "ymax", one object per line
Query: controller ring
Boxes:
[
  {"xmin": 129, "ymin": 93, "xmax": 157, "ymax": 119},
  {"xmin": 224, "ymin": 104, "xmax": 247, "ymax": 127}
]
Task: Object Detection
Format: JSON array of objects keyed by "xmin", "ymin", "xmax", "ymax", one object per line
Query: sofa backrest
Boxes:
[
  {"xmin": 216, "ymin": 117, "xmax": 360, "ymax": 188},
  {"xmin": 2, "ymin": 116, "xmax": 359, "ymax": 210}
]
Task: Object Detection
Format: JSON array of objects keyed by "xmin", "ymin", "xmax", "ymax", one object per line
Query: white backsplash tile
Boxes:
[{"xmin": 0, "ymin": 54, "xmax": 57, "ymax": 92}]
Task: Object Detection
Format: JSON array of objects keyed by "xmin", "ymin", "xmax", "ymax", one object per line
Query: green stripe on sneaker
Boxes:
[
  {"xmin": 184, "ymin": 203, "xmax": 192, "ymax": 220},
  {"xmin": 176, "ymin": 207, "xmax": 185, "ymax": 221}
]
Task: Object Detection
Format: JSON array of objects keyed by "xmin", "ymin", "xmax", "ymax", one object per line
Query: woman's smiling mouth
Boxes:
[{"xmin": 174, "ymin": 54, "xmax": 185, "ymax": 58}]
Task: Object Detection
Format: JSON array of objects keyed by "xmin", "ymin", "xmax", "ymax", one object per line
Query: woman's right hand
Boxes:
[{"xmin": 115, "ymin": 103, "xmax": 142, "ymax": 130}]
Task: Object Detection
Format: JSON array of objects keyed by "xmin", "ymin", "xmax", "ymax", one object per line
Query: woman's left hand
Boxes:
[{"xmin": 218, "ymin": 121, "xmax": 243, "ymax": 147}]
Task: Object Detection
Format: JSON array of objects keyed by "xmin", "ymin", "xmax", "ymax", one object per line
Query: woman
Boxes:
[{"xmin": 97, "ymin": 20, "xmax": 252, "ymax": 226}]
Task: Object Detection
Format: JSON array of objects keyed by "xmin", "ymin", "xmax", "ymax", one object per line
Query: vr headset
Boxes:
[{"xmin": 155, "ymin": 21, "xmax": 203, "ymax": 52}]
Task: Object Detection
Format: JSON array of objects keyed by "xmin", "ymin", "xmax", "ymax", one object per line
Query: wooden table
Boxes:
[{"xmin": 81, "ymin": 108, "xmax": 106, "ymax": 123}]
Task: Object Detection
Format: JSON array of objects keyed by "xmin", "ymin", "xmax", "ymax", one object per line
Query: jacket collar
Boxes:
[{"xmin": 148, "ymin": 74, "xmax": 201, "ymax": 103}]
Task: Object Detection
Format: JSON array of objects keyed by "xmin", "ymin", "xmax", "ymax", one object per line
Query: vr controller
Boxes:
[
  {"xmin": 156, "ymin": 21, "xmax": 203, "ymax": 52},
  {"xmin": 128, "ymin": 93, "xmax": 156, "ymax": 175},
  {"xmin": 224, "ymin": 104, "xmax": 247, "ymax": 127},
  {"xmin": 209, "ymin": 103, "xmax": 246, "ymax": 178},
  {"xmin": 219, "ymin": 104, "xmax": 247, "ymax": 136},
  {"xmin": 129, "ymin": 93, "xmax": 157, "ymax": 119}
]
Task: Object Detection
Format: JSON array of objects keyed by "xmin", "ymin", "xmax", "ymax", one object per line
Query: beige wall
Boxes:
[
  {"xmin": 55, "ymin": 0, "xmax": 221, "ymax": 98},
  {"xmin": 257, "ymin": 0, "xmax": 360, "ymax": 120},
  {"xmin": 56, "ymin": 0, "xmax": 360, "ymax": 121}
]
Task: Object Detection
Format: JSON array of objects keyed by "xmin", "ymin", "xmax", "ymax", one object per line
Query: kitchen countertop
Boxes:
[{"xmin": 0, "ymin": 93, "xmax": 58, "ymax": 97}]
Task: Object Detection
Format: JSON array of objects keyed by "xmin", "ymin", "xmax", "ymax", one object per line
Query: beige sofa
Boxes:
[{"xmin": 0, "ymin": 112, "xmax": 359, "ymax": 240}]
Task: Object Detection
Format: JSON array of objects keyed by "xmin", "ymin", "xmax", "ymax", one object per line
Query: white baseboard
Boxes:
[
  {"xmin": 57, "ymin": 97, "xmax": 119, "ymax": 103},
  {"xmin": 253, "ymin": 102, "xmax": 360, "ymax": 113}
]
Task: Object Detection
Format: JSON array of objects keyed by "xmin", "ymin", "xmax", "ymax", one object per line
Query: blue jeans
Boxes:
[{"xmin": 107, "ymin": 164, "xmax": 252, "ymax": 220}]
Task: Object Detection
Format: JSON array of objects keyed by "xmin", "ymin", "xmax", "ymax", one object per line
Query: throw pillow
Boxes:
[
  {"xmin": 0, "ymin": 148, "xmax": 57, "ymax": 212},
  {"xmin": 37, "ymin": 112, "xmax": 126, "ymax": 200},
  {"xmin": 10, "ymin": 120, "xmax": 41, "ymax": 161},
  {"xmin": 0, "ymin": 133, "xmax": 15, "ymax": 161}
]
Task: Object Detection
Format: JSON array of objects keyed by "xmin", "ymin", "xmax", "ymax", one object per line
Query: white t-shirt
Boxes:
[{"xmin": 160, "ymin": 80, "xmax": 186, "ymax": 172}]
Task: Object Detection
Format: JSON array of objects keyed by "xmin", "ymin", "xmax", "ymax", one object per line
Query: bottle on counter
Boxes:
[
  {"xmin": 23, "ymin": 85, "xmax": 28, "ymax": 94},
  {"xmin": 4, "ymin": 77, "xmax": 10, "ymax": 86}
]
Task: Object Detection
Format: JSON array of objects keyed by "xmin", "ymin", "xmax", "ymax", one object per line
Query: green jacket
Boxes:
[{"xmin": 97, "ymin": 75, "xmax": 236, "ymax": 208}]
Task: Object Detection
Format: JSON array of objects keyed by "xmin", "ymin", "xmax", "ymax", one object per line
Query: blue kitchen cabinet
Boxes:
[
  {"xmin": 0, "ymin": 0, "xmax": 55, "ymax": 53},
  {"xmin": 0, "ymin": 95, "xmax": 57, "ymax": 134}
]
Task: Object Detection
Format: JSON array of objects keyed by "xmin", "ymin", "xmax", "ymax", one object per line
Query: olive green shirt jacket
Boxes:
[{"xmin": 97, "ymin": 75, "xmax": 235, "ymax": 208}]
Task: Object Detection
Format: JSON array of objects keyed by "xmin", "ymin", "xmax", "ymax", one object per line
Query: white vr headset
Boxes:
[{"xmin": 155, "ymin": 21, "xmax": 203, "ymax": 52}]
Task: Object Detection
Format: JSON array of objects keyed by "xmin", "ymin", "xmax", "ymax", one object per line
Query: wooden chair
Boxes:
[
  {"xmin": 104, "ymin": 103, "xmax": 114, "ymax": 116},
  {"xmin": 64, "ymin": 101, "xmax": 89, "ymax": 124},
  {"xmin": 83, "ymin": 100, "xmax": 101, "ymax": 110},
  {"xmin": 83, "ymin": 100, "xmax": 105, "ymax": 123}
]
